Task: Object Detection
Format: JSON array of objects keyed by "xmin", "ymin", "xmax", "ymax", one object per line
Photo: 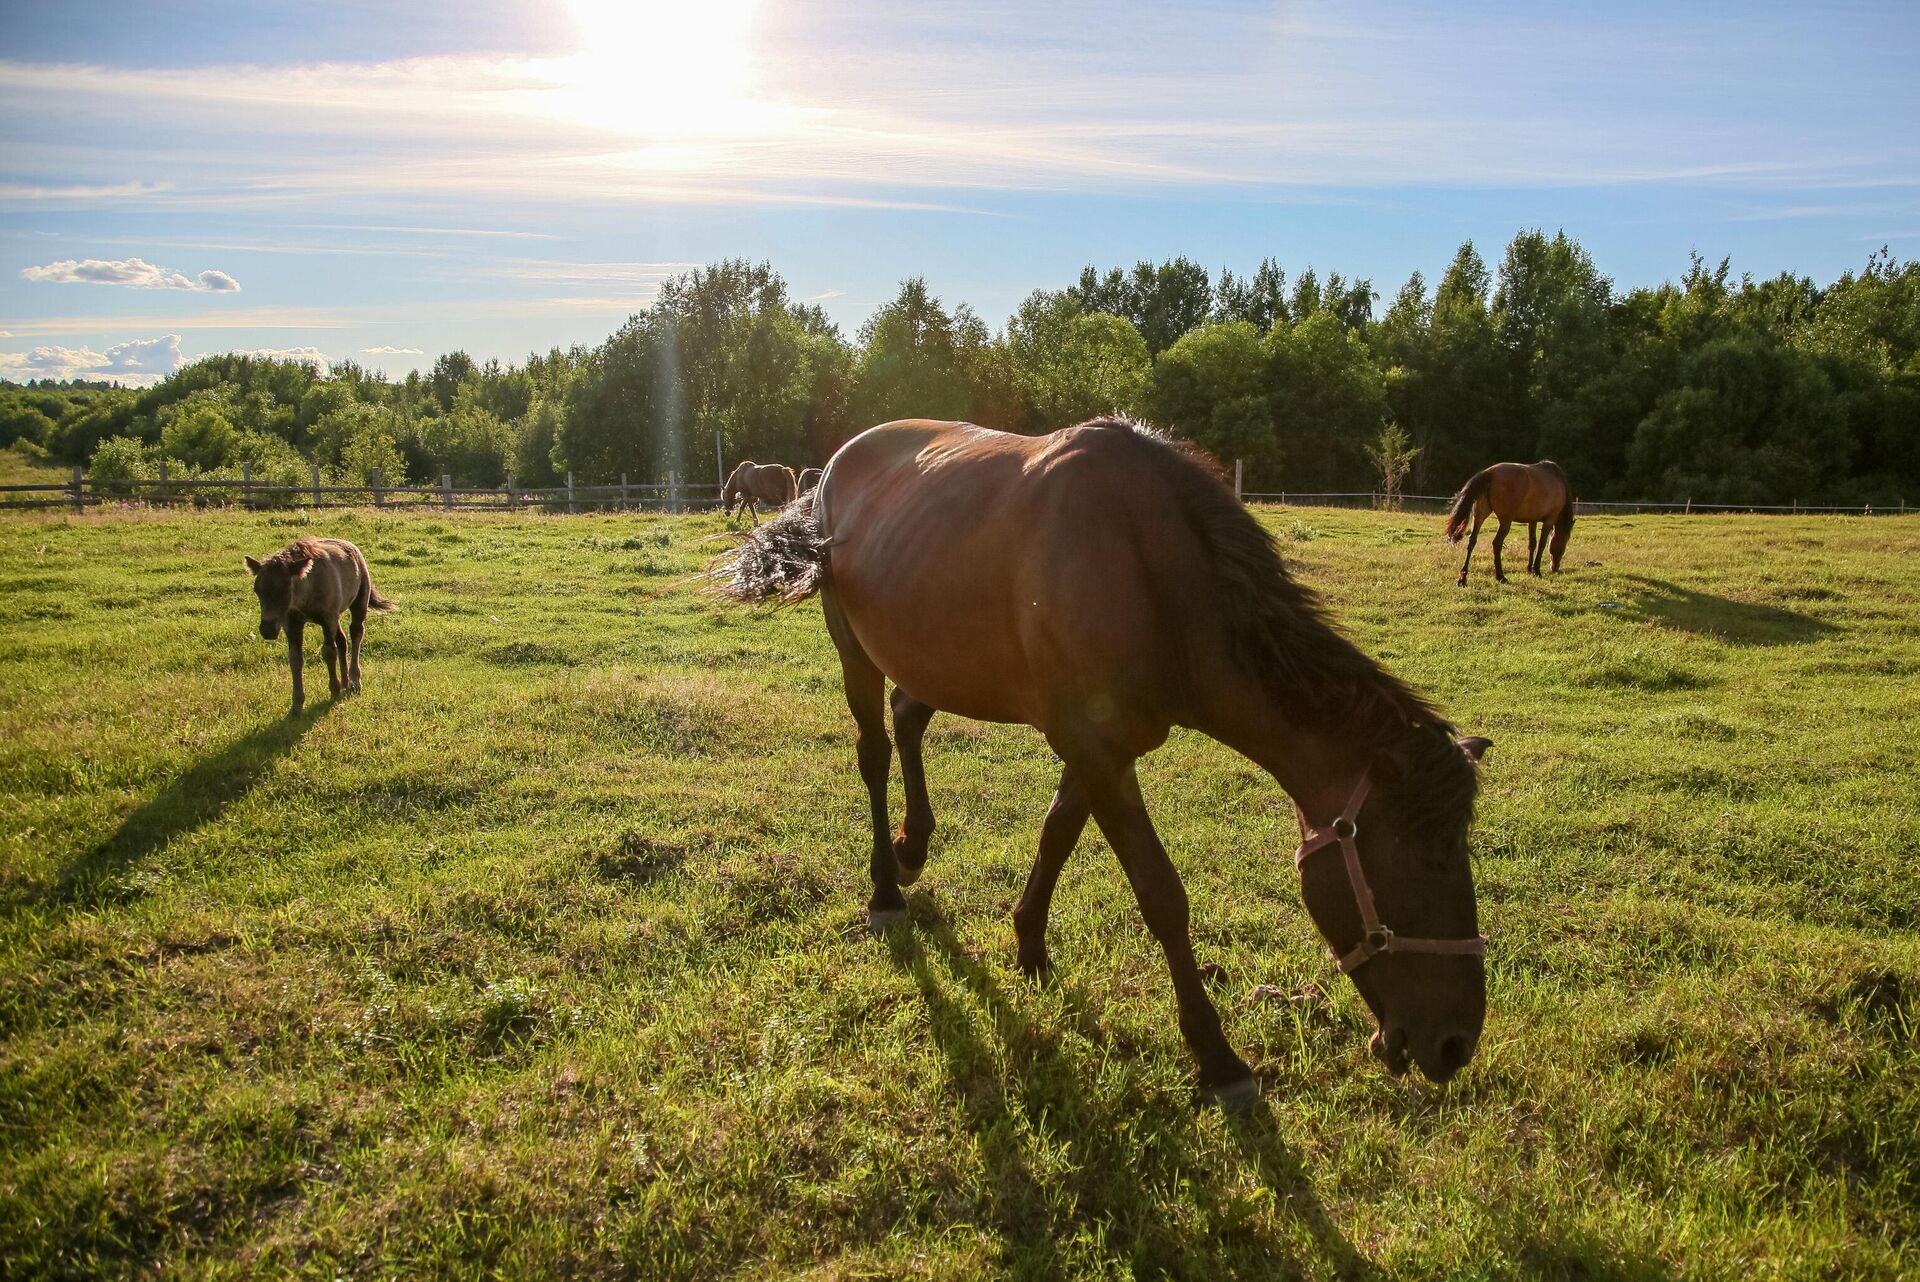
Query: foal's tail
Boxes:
[
  {"xmin": 1444, "ymin": 469, "xmax": 1493, "ymax": 543},
  {"xmin": 711, "ymin": 488, "xmax": 827, "ymax": 604},
  {"xmin": 361, "ymin": 556, "xmax": 398, "ymax": 612}
]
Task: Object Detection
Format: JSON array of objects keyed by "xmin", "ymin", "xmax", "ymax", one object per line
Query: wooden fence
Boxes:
[{"xmin": 0, "ymin": 463, "xmax": 724, "ymax": 514}]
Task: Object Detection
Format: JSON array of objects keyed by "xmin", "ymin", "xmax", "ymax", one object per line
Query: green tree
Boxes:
[
  {"xmin": 852, "ymin": 279, "xmax": 977, "ymax": 425},
  {"xmin": 1006, "ymin": 291, "xmax": 1150, "ymax": 429},
  {"xmin": 159, "ymin": 394, "xmax": 237, "ymax": 471},
  {"xmin": 1147, "ymin": 321, "xmax": 1273, "ymax": 477}
]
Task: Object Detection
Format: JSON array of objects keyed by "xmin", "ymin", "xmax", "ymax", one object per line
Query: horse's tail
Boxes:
[
  {"xmin": 711, "ymin": 488, "xmax": 826, "ymax": 604},
  {"xmin": 357, "ymin": 550, "xmax": 398, "ymax": 612},
  {"xmin": 1444, "ymin": 469, "xmax": 1493, "ymax": 543}
]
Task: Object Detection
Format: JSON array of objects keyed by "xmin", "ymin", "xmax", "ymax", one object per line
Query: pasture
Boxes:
[{"xmin": 1, "ymin": 504, "xmax": 1915, "ymax": 1280}]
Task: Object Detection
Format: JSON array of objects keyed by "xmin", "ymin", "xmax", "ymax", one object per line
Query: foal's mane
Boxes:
[
  {"xmin": 266, "ymin": 536, "xmax": 328, "ymax": 567},
  {"xmin": 1095, "ymin": 418, "xmax": 1479, "ymax": 838}
]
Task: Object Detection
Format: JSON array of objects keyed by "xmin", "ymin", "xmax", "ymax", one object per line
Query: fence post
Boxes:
[
  {"xmin": 311, "ymin": 462, "xmax": 322, "ymax": 507},
  {"xmin": 621, "ymin": 473, "xmax": 630, "ymax": 510},
  {"xmin": 242, "ymin": 461, "xmax": 253, "ymax": 510},
  {"xmin": 567, "ymin": 471, "xmax": 576, "ymax": 514},
  {"xmin": 372, "ymin": 467, "xmax": 385, "ymax": 509},
  {"xmin": 504, "ymin": 475, "xmax": 514, "ymax": 512},
  {"xmin": 1234, "ymin": 459, "xmax": 1243, "ymax": 503},
  {"xmin": 442, "ymin": 473, "xmax": 453, "ymax": 511},
  {"xmin": 668, "ymin": 469, "xmax": 678, "ymax": 514},
  {"xmin": 1684, "ymin": 496, "xmax": 1691, "ymax": 514},
  {"xmin": 715, "ymin": 430, "xmax": 724, "ymax": 490},
  {"xmin": 71, "ymin": 465, "xmax": 84, "ymax": 513},
  {"xmin": 158, "ymin": 457, "xmax": 169, "ymax": 505}
]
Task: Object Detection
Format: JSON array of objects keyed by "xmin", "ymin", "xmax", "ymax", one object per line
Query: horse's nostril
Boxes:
[{"xmin": 1438, "ymin": 1033, "xmax": 1474, "ymax": 1073}]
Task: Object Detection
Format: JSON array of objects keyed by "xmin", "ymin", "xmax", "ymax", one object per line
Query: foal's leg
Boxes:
[
  {"xmin": 823, "ymin": 594, "xmax": 904, "ymax": 931},
  {"xmin": 1073, "ymin": 754, "xmax": 1256, "ymax": 1106},
  {"xmin": 287, "ymin": 622, "xmax": 306, "ymax": 715},
  {"xmin": 321, "ymin": 613, "xmax": 343, "ymax": 697},
  {"xmin": 1491, "ymin": 517, "xmax": 1513, "ymax": 583},
  {"xmin": 890, "ymin": 686, "xmax": 937, "ymax": 886},
  {"xmin": 347, "ymin": 601, "xmax": 366, "ymax": 691},
  {"xmin": 1012, "ymin": 767, "xmax": 1090, "ymax": 979},
  {"xmin": 331, "ymin": 617, "xmax": 351, "ymax": 693},
  {"xmin": 1456, "ymin": 509, "xmax": 1487, "ymax": 586}
]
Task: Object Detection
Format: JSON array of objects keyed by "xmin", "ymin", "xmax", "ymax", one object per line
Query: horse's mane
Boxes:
[
  {"xmin": 267, "ymin": 537, "xmax": 328, "ymax": 566},
  {"xmin": 1093, "ymin": 418, "xmax": 1479, "ymax": 839}
]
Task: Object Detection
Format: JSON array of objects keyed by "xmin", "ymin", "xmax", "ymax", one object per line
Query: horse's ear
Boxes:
[
  {"xmin": 292, "ymin": 557, "xmax": 313, "ymax": 580},
  {"xmin": 244, "ymin": 555, "xmax": 262, "ymax": 575},
  {"xmin": 1458, "ymin": 736, "xmax": 1493, "ymax": 764}
]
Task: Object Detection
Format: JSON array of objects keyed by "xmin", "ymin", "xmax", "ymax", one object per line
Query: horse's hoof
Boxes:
[
  {"xmin": 1203, "ymin": 1076, "xmax": 1261, "ymax": 1114},
  {"xmin": 867, "ymin": 906, "xmax": 910, "ymax": 936},
  {"xmin": 894, "ymin": 858, "xmax": 924, "ymax": 888}
]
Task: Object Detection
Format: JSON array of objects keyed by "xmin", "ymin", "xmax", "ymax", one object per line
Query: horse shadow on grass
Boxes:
[
  {"xmin": 54, "ymin": 706, "xmax": 327, "ymax": 906},
  {"xmin": 1613, "ymin": 575, "xmax": 1841, "ymax": 647},
  {"xmin": 889, "ymin": 897, "xmax": 1376, "ymax": 1279}
]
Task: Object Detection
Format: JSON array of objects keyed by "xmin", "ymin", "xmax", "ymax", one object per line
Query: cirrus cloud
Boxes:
[
  {"xmin": 362, "ymin": 344, "xmax": 424, "ymax": 354},
  {"xmin": 0, "ymin": 334, "xmax": 185, "ymax": 386},
  {"xmin": 20, "ymin": 257, "xmax": 241, "ymax": 292}
]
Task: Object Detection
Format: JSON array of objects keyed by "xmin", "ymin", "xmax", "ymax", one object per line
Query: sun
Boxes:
[{"xmin": 546, "ymin": 0, "xmax": 765, "ymax": 140}]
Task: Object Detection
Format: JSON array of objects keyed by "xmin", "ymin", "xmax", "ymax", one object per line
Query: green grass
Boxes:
[{"xmin": 1, "ymin": 503, "xmax": 1916, "ymax": 1280}]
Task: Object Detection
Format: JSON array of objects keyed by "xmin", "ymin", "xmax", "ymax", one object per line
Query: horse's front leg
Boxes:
[
  {"xmin": 286, "ymin": 621, "xmax": 306, "ymax": 715},
  {"xmin": 1069, "ymin": 747, "xmax": 1255, "ymax": 1108},
  {"xmin": 890, "ymin": 687, "xmax": 937, "ymax": 886},
  {"xmin": 1013, "ymin": 767, "xmax": 1090, "ymax": 979}
]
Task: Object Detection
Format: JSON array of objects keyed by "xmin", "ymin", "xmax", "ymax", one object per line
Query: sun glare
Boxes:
[{"xmin": 547, "ymin": 0, "xmax": 767, "ymax": 140}]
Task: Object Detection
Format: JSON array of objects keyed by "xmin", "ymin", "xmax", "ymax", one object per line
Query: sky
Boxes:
[{"xmin": 2, "ymin": 0, "xmax": 1917, "ymax": 386}]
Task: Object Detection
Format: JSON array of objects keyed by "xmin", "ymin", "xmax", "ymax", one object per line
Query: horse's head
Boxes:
[
  {"xmin": 722, "ymin": 462, "xmax": 751, "ymax": 516},
  {"xmin": 1295, "ymin": 729, "xmax": 1490, "ymax": 1084},
  {"xmin": 244, "ymin": 551, "xmax": 311, "ymax": 640}
]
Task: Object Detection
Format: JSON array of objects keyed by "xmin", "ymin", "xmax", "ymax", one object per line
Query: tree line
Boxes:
[{"xmin": 4, "ymin": 232, "xmax": 1916, "ymax": 504}]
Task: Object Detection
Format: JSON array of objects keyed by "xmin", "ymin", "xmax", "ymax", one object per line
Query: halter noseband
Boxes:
[{"xmin": 1293, "ymin": 775, "xmax": 1487, "ymax": 974}]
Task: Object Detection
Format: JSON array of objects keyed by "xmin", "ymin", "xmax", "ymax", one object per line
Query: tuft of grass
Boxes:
[{"xmin": 0, "ymin": 504, "xmax": 1916, "ymax": 1280}]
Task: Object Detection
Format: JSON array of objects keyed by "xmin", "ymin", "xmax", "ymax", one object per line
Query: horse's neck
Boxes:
[{"xmin": 1194, "ymin": 678, "xmax": 1373, "ymax": 825}]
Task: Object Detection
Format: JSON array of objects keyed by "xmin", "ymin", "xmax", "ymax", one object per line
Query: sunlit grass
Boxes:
[{"xmin": 1, "ymin": 504, "xmax": 1915, "ymax": 1279}]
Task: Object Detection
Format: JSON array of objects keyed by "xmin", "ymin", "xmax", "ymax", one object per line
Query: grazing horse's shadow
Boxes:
[
  {"xmin": 891, "ymin": 897, "xmax": 1375, "ymax": 1278},
  {"xmin": 55, "ymin": 706, "xmax": 327, "ymax": 904},
  {"xmin": 1618, "ymin": 575, "xmax": 1842, "ymax": 646}
]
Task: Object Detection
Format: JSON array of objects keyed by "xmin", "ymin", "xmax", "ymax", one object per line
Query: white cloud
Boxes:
[
  {"xmin": 0, "ymin": 334, "xmax": 184, "ymax": 386},
  {"xmin": 20, "ymin": 257, "xmax": 241, "ymax": 291},
  {"xmin": 803, "ymin": 288, "xmax": 847, "ymax": 302},
  {"xmin": 226, "ymin": 345, "xmax": 330, "ymax": 369},
  {"xmin": 0, "ymin": 181, "xmax": 172, "ymax": 202},
  {"xmin": 362, "ymin": 345, "xmax": 424, "ymax": 354}
]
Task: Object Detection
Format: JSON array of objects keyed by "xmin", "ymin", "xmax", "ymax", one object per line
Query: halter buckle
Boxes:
[
  {"xmin": 1364, "ymin": 926, "xmax": 1393, "ymax": 954},
  {"xmin": 1331, "ymin": 815, "xmax": 1358, "ymax": 840}
]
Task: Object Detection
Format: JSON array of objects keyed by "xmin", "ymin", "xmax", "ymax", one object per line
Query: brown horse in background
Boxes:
[
  {"xmin": 721, "ymin": 418, "xmax": 1491, "ymax": 1107},
  {"xmin": 1445, "ymin": 460, "xmax": 1575, "ymax": 585},
  {"xmin": 244, "ymin": 537, "xmax": 395, "ymax": 715},
  {"xmin": 723, "ymin": 460, "xmax": 799, "ymax": 525}
]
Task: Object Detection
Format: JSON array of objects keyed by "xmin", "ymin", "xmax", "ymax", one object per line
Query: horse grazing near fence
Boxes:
[
  {"xmin": 1445, "ymin": 460, "xmax": 1575, "ymax": 584},
  {"xmin": 723, "ymin": 461, "xmax": 798, "ymax": 525},
  {"xmin": 719, "ymin": 418, "xmax": 1491, "ymax": 1106},
  {"xmin": 244, "ymin": 537, "xmax": 395, "ymax": 715},
  {"xmin": 798, "ymin": 467, "xmax": 823, "ymax": 495}
]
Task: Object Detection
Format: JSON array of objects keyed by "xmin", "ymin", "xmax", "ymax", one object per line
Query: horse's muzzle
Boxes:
[{"xmin": 260, "ymin": 622, "xmax": 280, "ymax": 640}]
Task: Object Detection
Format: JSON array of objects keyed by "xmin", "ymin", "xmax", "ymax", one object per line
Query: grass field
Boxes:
[{"xmin": 1, "ymin": 502, "xmax": 1916, "ymax": 1280}]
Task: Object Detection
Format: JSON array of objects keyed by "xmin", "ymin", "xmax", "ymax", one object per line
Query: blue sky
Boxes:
[{"xmin": 3, "ymin": 0, "xmax": 1917, "ymax": 385}]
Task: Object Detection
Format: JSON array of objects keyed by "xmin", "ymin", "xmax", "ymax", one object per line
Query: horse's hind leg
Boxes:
[
  {"xmin": 1012, "ymin": 766, "xmax": 1090, "ymax": 979},
  {"xmin": 890, "ymin": 687, "xmax": 937, "ymax": 886},
  {"xmin": 1070, "ymin": 747, "xmax": 1255, "ymax": 1107},
  {"xmin": 1526, "ymin": 522, "xmax": 1540, "ymax": 575},
  {"xmin": 1491, "ymin": 517, "xmax": 1512, "ymax": 583},
  {"xmin": 347, "ymin": 601, "xmax": 366, "ymax": 692},
  {"xmin": 824, "ymin": 592, "xmax": 904, "ymax": 932},
  {"xmin": 321, "ymin": 614, "xmax": 344, "ymax": 696},
  {"xmin": 1457, "ymin": 509, "xmax": 1487, "ymax": 586}
]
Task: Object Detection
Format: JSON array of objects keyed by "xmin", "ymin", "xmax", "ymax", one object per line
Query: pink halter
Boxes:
[{"xmin": 1294, "ymin": 775, "xmax": 1487, "ymax": 974}]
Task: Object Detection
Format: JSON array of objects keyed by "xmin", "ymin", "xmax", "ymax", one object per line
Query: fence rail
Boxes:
[
  {"xmin": 1242, "ymin": 492, "xmax": 1910, "ymax": 516},
  {"xmin": 2, "ymin": 471, "xmax": 1908, "ymax": 517},
  {"xmin": 0, "ymin": 466, "xmax": 726, "ymax": 513}
]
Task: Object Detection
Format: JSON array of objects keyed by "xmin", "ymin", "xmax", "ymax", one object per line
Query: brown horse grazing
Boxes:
[
  {"xmin": 721, "ymin": 418, "xmax": 1491, "ymax": 1107},
  {"xmin": 1445, "ymin": 460, "xmax": 1575, "ymax": 585},
  {"xmin": 797, "ymin": 466, "xmax": 823, "ymax": 495},
  {"xmin": 244, "ymin": 537, "xmax": 395, "ymax": 715},
  {"xmin": 722, "ymin": 460, "xmax": 799, "ymax": 525}
]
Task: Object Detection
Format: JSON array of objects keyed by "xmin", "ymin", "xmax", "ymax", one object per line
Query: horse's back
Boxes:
[{"xmin": 820, "ymin": 420, "xmax": 1214, "ymax": 736}]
